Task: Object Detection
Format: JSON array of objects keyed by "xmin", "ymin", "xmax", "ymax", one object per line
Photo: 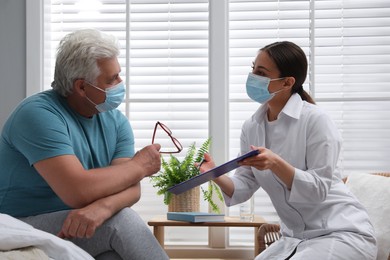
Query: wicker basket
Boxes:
[{"xmin": 168, "ymin": 186, "xmax": 200, "ymax": 212}]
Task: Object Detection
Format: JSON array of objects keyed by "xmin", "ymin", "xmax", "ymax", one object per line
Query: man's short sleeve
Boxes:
[
  {"xmin": 113, "ymin": 112, "xmax": 135, "ymax": 159},
  {"xmin": 8, "ymin": 101, "xmax": 74, "ymax": 165}
]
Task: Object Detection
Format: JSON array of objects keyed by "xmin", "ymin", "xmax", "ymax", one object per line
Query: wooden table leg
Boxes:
[
  {"xmin": 153, "ymin": 226, "xmax": 165, "ymax": 248},
  {"xmin": 254, "ymin": 226, "xmax": 260, "ymax": 256}
]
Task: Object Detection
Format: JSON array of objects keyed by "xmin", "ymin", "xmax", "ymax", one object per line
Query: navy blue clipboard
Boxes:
[{"xmin": 167, "ymin": 150, "xmax": 260, "ymax": 195}]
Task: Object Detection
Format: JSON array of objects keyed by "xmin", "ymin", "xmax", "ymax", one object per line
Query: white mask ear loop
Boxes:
[
  {"xmin": 269, "ymin": 78, "xmax": 287, "ymax": 95},
  {"xmin": 85, "ymin": 81, "xmax": 105, "ymax": 93},
  {"xmin": 85, "ymin": 95, "xmax": 99, "ymax": 107},
  {"xmin": 84, "ymin": 82, "xmax": 103, "ymax": 107},
  {"xmin": 271, "ymin": 86, "xmax": 286, "ymax": 95}
]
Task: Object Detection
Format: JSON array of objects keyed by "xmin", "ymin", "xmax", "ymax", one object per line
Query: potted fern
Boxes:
[{"xmin": 150, "ymin": 138, "xmax": 224, "ymax": 213}]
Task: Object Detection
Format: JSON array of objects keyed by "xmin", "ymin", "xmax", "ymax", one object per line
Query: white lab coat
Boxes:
[{"xmin": 223, "ymin": 94, "xmax": 377, "ymax": 259}]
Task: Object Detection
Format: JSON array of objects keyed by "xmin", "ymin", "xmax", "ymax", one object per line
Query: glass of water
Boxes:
[{"xmin": 239, "ymin": 196, "xmax": 254, "ymax": 222}]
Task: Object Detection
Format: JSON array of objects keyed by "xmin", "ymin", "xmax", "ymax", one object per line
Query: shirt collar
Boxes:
[
  {"xmin": 253, "ymin": 93, "xmax": 303, "ymax": 124},
  {"xmin": 282, "ymin": 93, "xmax": 303, "ymax": 119}
]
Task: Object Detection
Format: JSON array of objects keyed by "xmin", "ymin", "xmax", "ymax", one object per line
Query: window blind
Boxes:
[
  {"xmin": 314, "ymin": 0, "xmax": 390, "ymax": 173},
  {"xmin": 126, "ymin": 0, "xmax": 210, "ymax": 245}
]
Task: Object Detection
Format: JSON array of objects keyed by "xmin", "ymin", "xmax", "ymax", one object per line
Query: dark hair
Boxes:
[{"xmin": 261, "ymin": 41, "xmax": 315, "ymax": 104}]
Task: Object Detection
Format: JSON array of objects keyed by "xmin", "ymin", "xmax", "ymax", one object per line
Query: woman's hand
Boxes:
[
  {"xmin": 239, "ymin": 146, "xmax": 277, "ymax": 171},
  {"xmin": 195, "ymin": 153, "xmax": 216, "ymax": 173},
  {"xmin": 195, "ymin": 153, "xmax": 236, "ymax": 197},
  {"xmin": 240, "ymin": 145, "xmax": 295, "ymax": 189}
]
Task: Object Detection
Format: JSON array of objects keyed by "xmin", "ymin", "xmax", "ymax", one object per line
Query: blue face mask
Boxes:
[
  {"xmin": 246, "ymin": 72, "xmax": 284, "ymax": 103},
  {"xmin": 86, "ymin": 81, "xmax": 125, "ymax": 112}
]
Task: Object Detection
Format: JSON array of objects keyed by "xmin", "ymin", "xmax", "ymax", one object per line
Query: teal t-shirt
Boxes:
[{"xmin": 0, "ymin": 90, "xmax": 135, "ymax": 217}]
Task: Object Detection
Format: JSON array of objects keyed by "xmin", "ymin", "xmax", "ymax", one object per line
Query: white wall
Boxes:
[{"xmin": 0, "ymin": 0, "xmax": 26, "ymax": 129}]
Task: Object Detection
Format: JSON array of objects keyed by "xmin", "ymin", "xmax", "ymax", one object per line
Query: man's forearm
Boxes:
[
  {"xmin": 89, "ymin": 182, "xmax": 141, "ymax": 217},
  {"xmin": 59, "ymin": 183, "xmax": 142, "ymax": 239}
]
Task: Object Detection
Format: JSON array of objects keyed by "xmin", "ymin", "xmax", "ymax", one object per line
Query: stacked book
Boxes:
[{"xmin": 167, "ymin": 212, "xmax": 225, "ymax": 223}]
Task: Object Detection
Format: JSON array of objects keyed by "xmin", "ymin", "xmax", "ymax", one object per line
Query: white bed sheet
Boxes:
[{"xmin": 0, "ymin": 213, "xmax": 94, "ymax": 260}]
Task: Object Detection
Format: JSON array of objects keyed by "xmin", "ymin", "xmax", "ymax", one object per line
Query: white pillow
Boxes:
[{"xmin": 346, "ymin": 173, "xmax": 390, "ymax": 260}]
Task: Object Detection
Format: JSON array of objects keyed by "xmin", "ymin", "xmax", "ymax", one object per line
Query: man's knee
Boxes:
[{"xmin": 104, "ymin": 208, "xmax": 145, "ymax": 231}]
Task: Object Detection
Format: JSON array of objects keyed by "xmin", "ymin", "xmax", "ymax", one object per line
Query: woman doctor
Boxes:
[{"xmin": 198, "ymin": 41, "xmax": 377, "ymax": 259}]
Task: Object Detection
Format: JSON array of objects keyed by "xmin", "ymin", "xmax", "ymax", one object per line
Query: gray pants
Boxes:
[{"xmin": 19, "ymin": 208, "xmax": 169, "ymax": 260}]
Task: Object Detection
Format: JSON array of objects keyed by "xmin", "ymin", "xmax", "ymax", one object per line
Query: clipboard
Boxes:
[{"xmin": 167, "ymin": 150, "xmax": 260, "ymax": 195}]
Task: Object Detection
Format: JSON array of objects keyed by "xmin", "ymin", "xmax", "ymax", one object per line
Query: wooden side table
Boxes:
[{"xmin": 147, "ymin": 215, "xmax": 267, "ymax": 256}]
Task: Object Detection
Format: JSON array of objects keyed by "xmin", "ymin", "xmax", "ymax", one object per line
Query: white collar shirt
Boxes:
[{"xmin": 223, "ymin": 94, "xmax": 374, "ymax": 241}]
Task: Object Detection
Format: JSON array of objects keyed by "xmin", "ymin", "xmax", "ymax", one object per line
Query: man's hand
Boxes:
[
  {"xmin": 58, "ymin": 202, "xmax": 112, "ymax": 239},
  {"xmin": 132, "ymin": 144, "xmax": 162, "ymax": 177}
]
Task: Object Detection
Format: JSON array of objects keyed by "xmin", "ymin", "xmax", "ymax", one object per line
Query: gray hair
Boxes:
[{"xmin": 51, "ymin": 29, "xmax": 120, "ymax": 97}]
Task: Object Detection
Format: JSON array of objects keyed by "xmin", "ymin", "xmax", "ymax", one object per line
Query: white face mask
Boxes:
[{"xmin": 86, "ymin": 81, "xmax": 125, "ymax": 112}]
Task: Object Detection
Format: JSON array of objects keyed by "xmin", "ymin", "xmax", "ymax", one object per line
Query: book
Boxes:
[
  {"xmin": 167, "ymin": 150, "xmax": 260, "ymax": 195},
  {"xmin": 167, "ymin": 212, "xmax": 225, "ymax": 223}
]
